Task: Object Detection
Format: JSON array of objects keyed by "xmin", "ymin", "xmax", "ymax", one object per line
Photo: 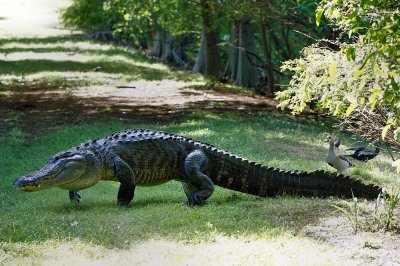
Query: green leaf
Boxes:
[
  {"xmin": 391, "ymin": 77, "xmax": 399, "ymax": 92},
  {"xmin": 346, "ymin": 47, "xmax": 356, "ymax": 61},
  {"xmin": 353, "ymin": 68, "xmax": 365, "ymax": 78},
  {"xmin": 316, "ymin": 8, "xmax": 324, "ymax": 27},
  {"xmin": 373, "ymin": 84, "xmax": 382, "ymax": 93},
  {"xmin": 329, "ymin": 62, "xmax": 337, "ymax": 78},
  {"xmin": 382, "ymin": 124, "xmax": 391, "ymax": 140},
  {"xmin": 395, "ymin": 127, "xmax": 400, "ymax": 142},
  {"xmin": 359, "ymin": 77, "xmax": 367, "ymax": 90},
  {"xmin": 347, "ymin": 95, "xmax": 357, "ymax": 104},
  {"xmin": 346, "ymin": 103, "xmax": 358, "ymax": 117}
]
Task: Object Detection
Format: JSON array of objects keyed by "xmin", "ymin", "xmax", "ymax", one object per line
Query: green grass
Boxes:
[
  {"xmin": 1, "ymin": 35, "xmax": 398, "ymax": 264},
  {"xmin": 0, "ymin": 113, "xmax": 399, "ymax": 264},
  {"xmin": 0, "ymin": 35, "xmax": 202, "ymax": 83}
]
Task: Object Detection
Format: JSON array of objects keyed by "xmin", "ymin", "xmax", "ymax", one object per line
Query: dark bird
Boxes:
[
  {"xmin": 345, "ymin": 143, "xmax": 380, "ymax": 162},
  {"xmin": 334, "ymin": 138, "xmax": 341, "ymax": 148}
]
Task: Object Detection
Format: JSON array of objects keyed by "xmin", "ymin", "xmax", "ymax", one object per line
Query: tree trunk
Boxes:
[
  {"xmin": 162, "ymin": 32, "xmax": 173, "ymax": 63},
  {"xmin": 193, "ymin": 31, "xmax": 206, "ymax": 73},
  {"xmin": 150, "ymin": 29, "xmax": 164, "ymax": 58},
  {"xmin": 151, "ymin": 29, "xmax": 186, "ymax": 67},
  {"xmin": 260, "ymin": 22, "xmax": 275, "ymax": 94},
  {"xmin": 172, "ymin": 35, "xmax": 187, "ymax": 67},
  {"xmin": 235, "ymin": 20, "xmax": 257, "ymax": 88},
  {"xmin": 200, "ymin": 0, "xmax": 220, "ymax": 79},
  {"xmin": 223, "ymin": 20, "xmax": 239, "ymax": 82},
  {"xmin": 282, "ymin": 26, "xmax": 292, "ymax": 59}
]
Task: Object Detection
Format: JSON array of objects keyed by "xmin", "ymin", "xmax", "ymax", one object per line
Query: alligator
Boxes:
[{"xmin": 13, "ymin": 129, "xmax": 381, "ymax": 206}]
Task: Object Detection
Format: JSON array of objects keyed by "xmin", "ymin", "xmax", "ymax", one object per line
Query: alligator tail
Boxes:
[{"xmin": 208, "ymin": 151, "xmax": 381, "ymax": 199}]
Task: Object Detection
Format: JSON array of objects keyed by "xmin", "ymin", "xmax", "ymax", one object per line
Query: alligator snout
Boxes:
[
  {"xmin": 13, "ymin": 177, "xmax": 26, "ymax": 188},
  {"xmin": 13, "ymin": 176, "xmax": 41, "ymax": 191}
]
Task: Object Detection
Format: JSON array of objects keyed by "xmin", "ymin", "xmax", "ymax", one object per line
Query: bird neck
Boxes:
[{"xmin": 329, "ymin": 141, "xmax": 336, "ymax": 155}]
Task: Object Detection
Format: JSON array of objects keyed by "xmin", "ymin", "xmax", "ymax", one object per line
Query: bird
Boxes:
[
  {"xmin": 325, "ymin": 135, "xmax": 353, "ymax": 173},
  {"xmin": 344, "ymin": 143, "xmax": 380, "ymax": 162},
  {"xmin": 334, "ymin": 138, "xmax": 341, "ymax": 148}
]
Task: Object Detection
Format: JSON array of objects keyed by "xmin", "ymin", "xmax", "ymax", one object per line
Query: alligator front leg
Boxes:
[
  {"xmin": 69, "ymin": 191, "xmax": 81, "ymax": 203},
  {"xmin": 183, "ymin": 150, "xmax": 214, "ymax": 205},
  {"xmin": 113, "ymin": 156, "xmax": 136, "ymax": 206}
]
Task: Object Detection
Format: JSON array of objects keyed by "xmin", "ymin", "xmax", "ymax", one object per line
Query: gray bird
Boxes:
[{"xmin": 325, "ymin": 135, "xmax": 353, "ymax": 173}]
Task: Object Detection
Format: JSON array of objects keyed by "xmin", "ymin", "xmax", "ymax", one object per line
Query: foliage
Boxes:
[
  {"xmin": 332, "ymin": 190, "xmax": 400, "ymax": 234},
  {"xmin": 332, "ymin": 194, "xmax": 360, "ymax": 234},
  {"xmin": 276, "ymin": 0, "xmax": 400, "ymax": 163},
  {"xmin": 61, "ymin": 0, "xmax": 331, "ymax": 88},
  {"xmin": 61, "ymin": 0, "xmax": 112, "ymax": 32},
  {"xmin": 374, "ymin": 190, "xmax": 400, "ymax": 231}
]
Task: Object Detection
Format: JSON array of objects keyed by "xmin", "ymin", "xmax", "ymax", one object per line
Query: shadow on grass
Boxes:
[
  {"xmin": 0, "ymin": 59, "xmax": 171, "ymax": 80},
  {"xmin": 0, "ymin": 47, "xmax": 158, "ymax": 65},
  {"xmin": 0, "ymin": 35, "xmax": 89, "ymax": 45}
]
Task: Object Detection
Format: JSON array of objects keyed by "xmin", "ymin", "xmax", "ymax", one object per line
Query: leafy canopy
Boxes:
[{"xmin": 276, "ymin": 0, "xmax": 400, "ymax": 142}]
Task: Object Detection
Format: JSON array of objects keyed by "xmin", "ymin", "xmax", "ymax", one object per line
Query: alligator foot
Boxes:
[
  {"xmin": 188, "ymin": 193, "xmax": 207, "ymax": 206},
  {"xmin": 183, "ymin": 150, "xmax": 215, "ymax": 206},
  {"xmin": 69, "ymin": 191, "xmax": 81, "ymax": 203}
]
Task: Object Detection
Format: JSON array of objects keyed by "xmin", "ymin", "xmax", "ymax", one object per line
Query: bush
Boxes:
[{"xmin": 61, "ymin": 0, "xmax": 111, "ymax": 32}]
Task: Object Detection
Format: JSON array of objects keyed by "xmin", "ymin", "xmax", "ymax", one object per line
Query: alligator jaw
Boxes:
[
  {"xmin": 13, "ymin": 176, "xmax": 44, "ymax": 191},
  {"xmin": 15, "ymin": 183, "xmax": 41, "ymax": 191}
]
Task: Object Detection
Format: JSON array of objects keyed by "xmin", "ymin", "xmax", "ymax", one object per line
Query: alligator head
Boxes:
[{"xmin": 14, "ymin": 151, "xmax": 89, "ymax": 192}]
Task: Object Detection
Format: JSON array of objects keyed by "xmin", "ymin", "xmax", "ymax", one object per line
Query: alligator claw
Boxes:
[
  {"xmin": 188, "ymin": 193, "xmax": 206, "ymax": 206},
  {"xmin": 69, "ymin": 191, "xmax": 81, "ymax": 203}
]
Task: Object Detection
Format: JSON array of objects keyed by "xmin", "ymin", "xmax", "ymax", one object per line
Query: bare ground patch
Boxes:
[
  {"xmin": 301, "ymin": 210, "xmax": 400, "ymax": 265},
  {"xmin": 0, "ymin": 80, "xmax": 276, "ymax": 135}
]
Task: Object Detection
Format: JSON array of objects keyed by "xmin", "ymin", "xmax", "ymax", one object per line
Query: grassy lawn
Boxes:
[
  {"xmin": 1, "ymin": 113, "xmax": 399, "ymax": 265},
  {"xmin": 0, "ymin": 34, "xmax": 399, "ymax": 265}
]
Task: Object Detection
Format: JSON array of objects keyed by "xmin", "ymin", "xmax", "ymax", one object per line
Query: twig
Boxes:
[{"xmin": 385, "ymin": 144, "xmax": 396, "ymax": 162}]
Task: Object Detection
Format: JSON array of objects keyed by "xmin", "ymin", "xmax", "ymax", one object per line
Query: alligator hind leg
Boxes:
[
  {"xmin": 69, "ymin": 191, "xmax": 81, "ymax": 203},
  {"xmin": 182, "ymin": 182, "xmax": 196, "ymax": 201},
  {"xmin": 183, "ymin": 150, "xmax": 214, "ymax": 205},
  {"xmin": 113, "ymin": 157, "xmax": 136, "ymax": 206}
]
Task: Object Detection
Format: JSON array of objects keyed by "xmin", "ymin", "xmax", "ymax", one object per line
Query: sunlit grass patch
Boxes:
[
  {"xmin": 0, "ymin": 36, "xmax": 202, "ymax": 83},
  {"xmin": 191, "ymin": 81, "xmax": 256, "ymax": 97},
  {"xmin": 0, "ymin": 234, "xmax": 346, "ymax": 265}
]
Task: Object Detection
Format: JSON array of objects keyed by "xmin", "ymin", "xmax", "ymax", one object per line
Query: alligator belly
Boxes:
[{"xmin": 134, "ymin": 169, "xmax": 183, "ymax": 186}]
